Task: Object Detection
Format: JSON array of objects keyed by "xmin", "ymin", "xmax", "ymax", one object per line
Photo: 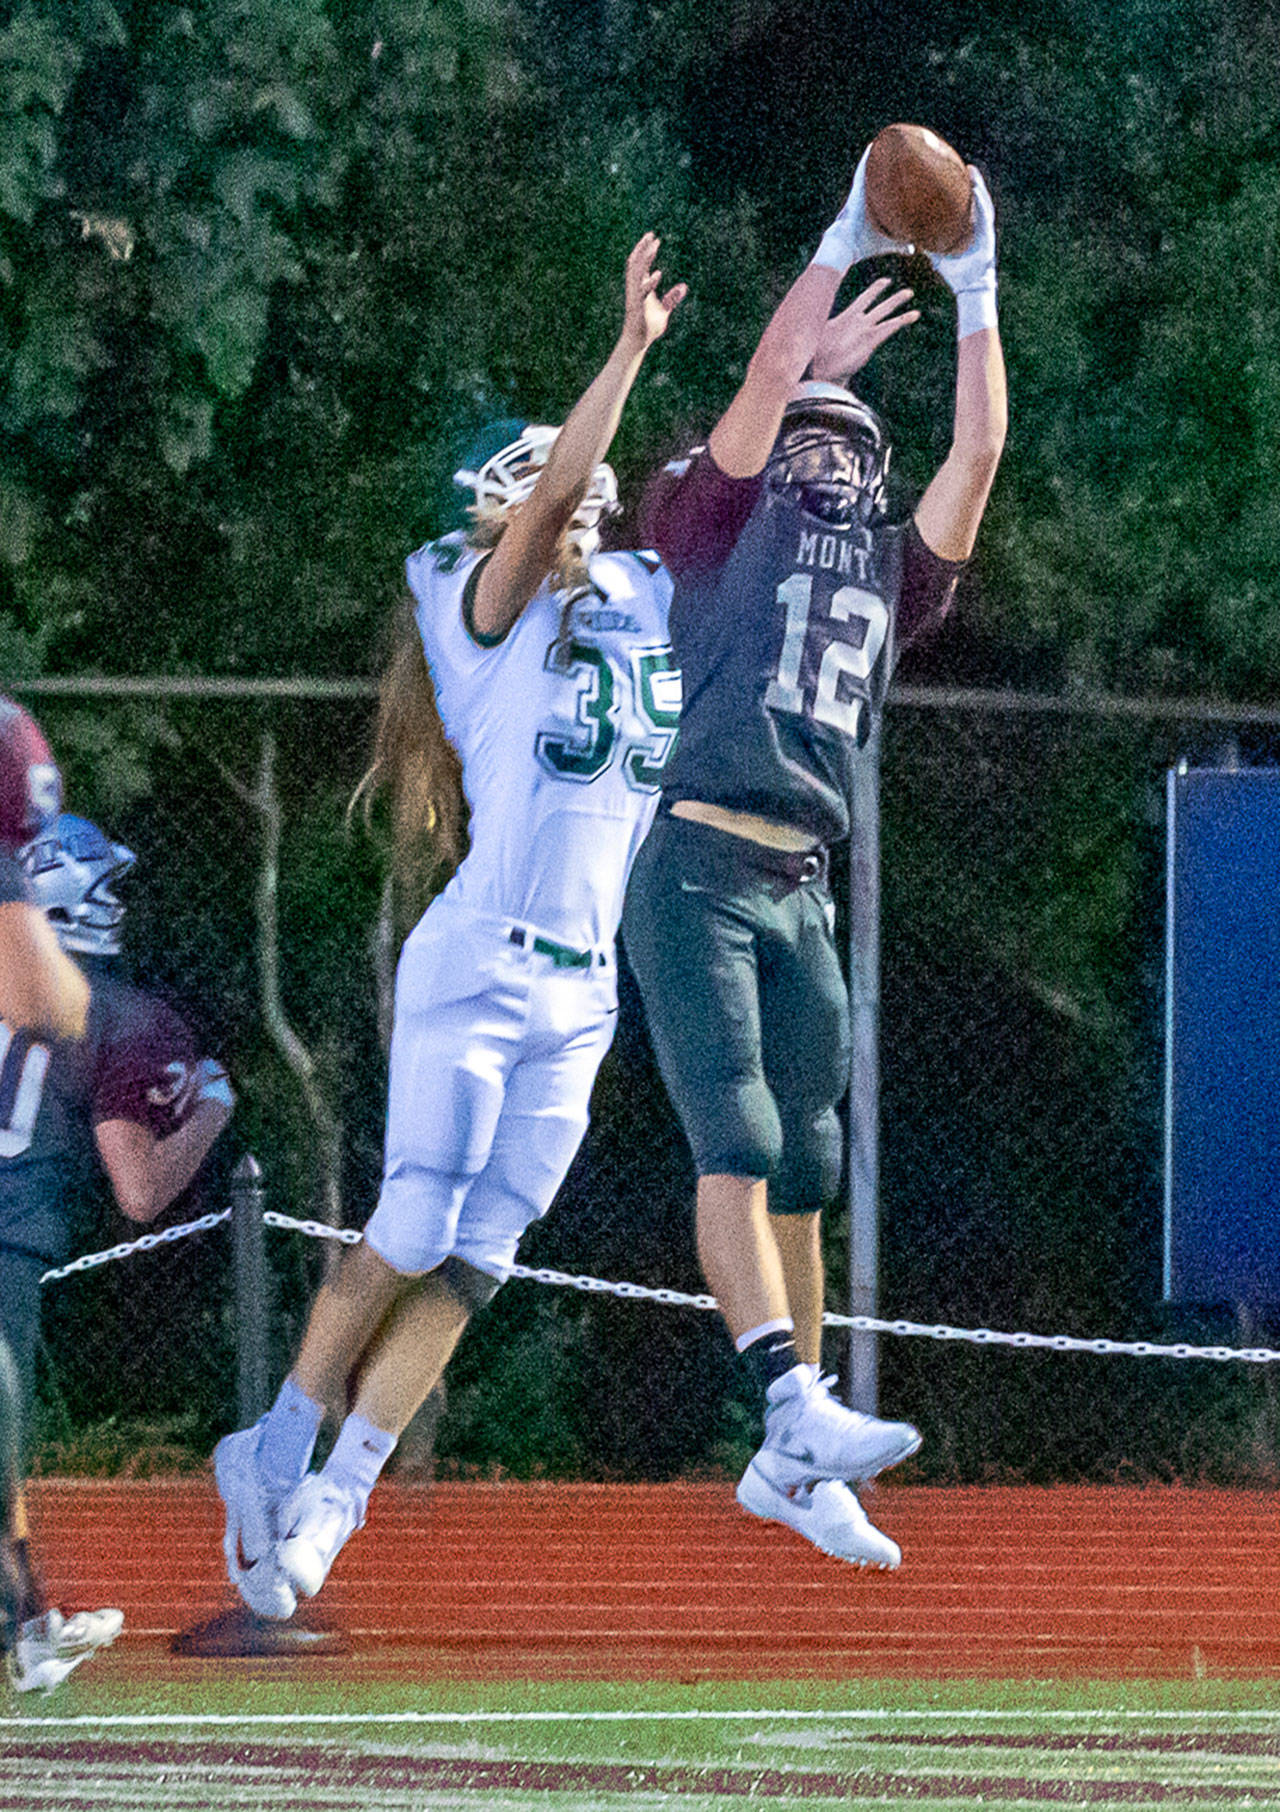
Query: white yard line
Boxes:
[{"xmin": 5, "ymin": 1708, "xmax": 1280, "ymax": 1730}]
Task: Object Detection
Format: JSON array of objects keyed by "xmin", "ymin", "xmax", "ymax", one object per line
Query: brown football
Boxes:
[{"xmin": 864, "ymin": 123, "xmax": 974, "ymax": 255}]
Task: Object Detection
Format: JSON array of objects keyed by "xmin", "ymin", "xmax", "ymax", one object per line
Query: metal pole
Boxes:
[
  {"xmin": 1162, "ymin": 764, "xmax": 1179, "ymax": 1302},
  {"xmin": 231, "ymin": 1152, "xmax": 270, "ymax": 1426},
  {"xmin": 846, "ymin": 722, "xmax": 882, "ymax": 1413}
]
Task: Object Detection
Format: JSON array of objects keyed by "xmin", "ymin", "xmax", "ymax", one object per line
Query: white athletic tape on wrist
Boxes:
[
  {"xmin": 956, "ymin": 286, "xmax": 998, "ymax": 337},
  {"xmin": 811, "ymin": 227, "xmax": 854, "ymax": 274}
]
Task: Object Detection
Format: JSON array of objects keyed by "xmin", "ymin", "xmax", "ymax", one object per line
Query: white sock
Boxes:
[
  {"xmin": 734, "ymin": 1317, "xmax": 794, "ymax": 1353},
  {"xmin": 322, "ymin": 1412, "xmax": 397, "ymax": 1523},
  {"xmin": 256, "ymin": 1377, "xmax": 324, "ymax": 1495}
]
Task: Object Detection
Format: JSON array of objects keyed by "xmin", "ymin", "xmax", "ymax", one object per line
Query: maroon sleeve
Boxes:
[
  {"xmin": 91, "ymin": 987, "xmax": 201, "ymax": 1133},
  {"xmin": 641, "ymin": 448, "xmax": 765, "ymax": 577},
  {"xmin": 897, "ymin": 519, "xmax": 968, "ymax": 650}
]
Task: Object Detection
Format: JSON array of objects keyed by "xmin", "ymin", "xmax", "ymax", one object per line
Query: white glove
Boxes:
[
  {"xmin": 812, "ymin": 146, "xmax": 915, "ymax": 273},
  {"xmin": 927, "ymin": 167, "xmax": 997, "ymax": 338},
  {"xmin": 192, "ymin": 1057, "xmax": 235, "ymax": 1111}
]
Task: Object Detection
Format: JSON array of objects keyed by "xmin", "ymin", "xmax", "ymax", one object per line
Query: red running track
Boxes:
[{"xmin": 24, "ymin": 1478, "xmax": 1280, "ymax": 1680}]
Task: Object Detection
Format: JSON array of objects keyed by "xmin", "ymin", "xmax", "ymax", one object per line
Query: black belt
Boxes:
[
  {"xmin": 663, "ymin": 810, "xmax": 829, "ymax": 889},
  {"xmin": 508, "ymin": 926, "xmax": 606, "ymax": 968},
  {"xmin": 750, "ymin": 843, "xmax": 828, "ymax": 886}
]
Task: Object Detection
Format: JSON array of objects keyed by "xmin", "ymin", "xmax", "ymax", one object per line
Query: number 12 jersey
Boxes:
[{"xmin": 644, "ymin": 450, "xmax": 964, "ymax": 846}]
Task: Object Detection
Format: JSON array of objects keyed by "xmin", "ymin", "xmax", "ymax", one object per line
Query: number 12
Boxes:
[{"xmin": 764, "ymin": 574, "xmax": 889, "ymax": 738}]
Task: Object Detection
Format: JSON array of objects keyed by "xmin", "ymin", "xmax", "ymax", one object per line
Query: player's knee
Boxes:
[
  {"xmin": 772, "ymin": 1106, "xmax": 842, "ymax": 1212},
  {"xmin": 439, "ymin": 1255, "xmax": 504, "ymax": 1312},
  {"xmin": 690, "ymin": 1079, "xmax": 783, "ymax": 1183},
  {"xmin": 450, "ymin": 1195, "xmax": 543, "ymax": 1280},
  {"xmin": 362, "ymin": 1168, "xmax": 473, "ymax": 1275}
]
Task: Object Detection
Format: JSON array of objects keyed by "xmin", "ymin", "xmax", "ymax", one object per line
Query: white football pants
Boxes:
[{"xmin": 363, "ymin": 903, "xmax": 618, "ymax": 1278}]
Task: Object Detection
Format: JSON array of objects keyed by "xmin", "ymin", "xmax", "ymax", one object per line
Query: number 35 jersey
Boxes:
[
  {"xmin": 406, "ymin": 535, "xmax": 679, "ymax": 952},
  {"xmin": 645, "ymin": 450, "xmax": 964, "ymax": 846}
]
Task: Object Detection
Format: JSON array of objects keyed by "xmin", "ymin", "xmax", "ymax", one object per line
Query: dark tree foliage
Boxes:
[
  {"xmin": 8, "ymin": 0, "xmax": 1280, "ymax": 1480},
  {"xmin": 3, "ymin": 0, "xmax": 1278, "ymax": 694}
]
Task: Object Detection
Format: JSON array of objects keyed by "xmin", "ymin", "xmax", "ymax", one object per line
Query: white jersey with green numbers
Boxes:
[{"xmin": 405, "ymin": 533, "xmax": 680, "ymax": 954}]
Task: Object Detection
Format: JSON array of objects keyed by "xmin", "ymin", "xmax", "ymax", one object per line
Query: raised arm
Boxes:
[
  {"xmin": 708, "ymin": 147, "xmax": 918, "ymax": 480},
  {"xmin": 470, "ymin": 233, "xmax": 686, "ymax": 641},
  {"xmin": 913, "ymin": 170, "xmax": 1008, "ymax": 562}
]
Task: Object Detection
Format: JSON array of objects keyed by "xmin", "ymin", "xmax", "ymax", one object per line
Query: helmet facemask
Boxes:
[
  {"xmin": 454, "ymin": 424, "xmax": 619, "ymax": 558},
  {"xmin": 20, "ymin": 814, "xmax": 135, "ymax": 957},
  {"xmin": 767, "ymin": 386, "xmax": 890, "ymax": 530}
]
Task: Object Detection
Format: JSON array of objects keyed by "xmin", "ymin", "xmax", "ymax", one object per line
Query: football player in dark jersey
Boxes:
[
  {"xmin": 0, "ymin": 695, "xmax": 79, "ymax": 1667},
  {"xmin": 623, "ymin": 147, "xmax": 1007, "ymax": 1567},
  {"xmin": 2, "ymin": 814, "xmax": 235, "ymax": 1689},
  {"xmin": 0, "ymin": 696, "xmax": 88, "ymax": 1042}
]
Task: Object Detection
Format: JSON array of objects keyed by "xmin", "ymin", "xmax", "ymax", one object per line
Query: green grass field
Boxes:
[{"xmin": 6, "ymin": 1676, "xmax": 1280, "ymax": 1809}]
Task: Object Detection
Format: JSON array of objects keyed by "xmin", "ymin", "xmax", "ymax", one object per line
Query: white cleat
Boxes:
[
  {"xmin": 276, "ymin": 1475, "xmax": 360, "ymax": 1601},
  {"xmin": 214, "ymin": 1423, "xmax": 297, "ymax": 1621},
  {"xmin": 763, "ymin": 1364, "xmax": 921, "ymax": 1483},
  {"xmin": 737, "ymin": 1450, "xmax": 902, "ymax": 1569},
  {"xmin": 10, "ymin": 1606, "xmax": 125, "ymax": 1692}
]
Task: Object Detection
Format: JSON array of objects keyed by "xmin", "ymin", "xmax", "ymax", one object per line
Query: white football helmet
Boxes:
[
  {"xmin": 454, "ymin": 421, "xmax": 619, "ymax": 557},
  {"xmin": 20, "ymin": 813, "xmax": 135, "ymax": 957}
]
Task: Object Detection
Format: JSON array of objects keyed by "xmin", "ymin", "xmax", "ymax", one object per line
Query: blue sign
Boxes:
[{"xmin": 1164, "ymin": 766, "xmax": 1280, "ymax": 1305}]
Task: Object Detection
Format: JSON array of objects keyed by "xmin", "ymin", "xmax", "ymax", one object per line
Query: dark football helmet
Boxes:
[
  {"xmin": 766, "ymin": 381, "xmax": 890, "ymax": 529},
  {"xmin": 20, "ymin": 813, "xmax": 135, "ymax": 957},
  {"xmin": 0, "ymin": 696, "xmax": 62, "ymax": 855}
]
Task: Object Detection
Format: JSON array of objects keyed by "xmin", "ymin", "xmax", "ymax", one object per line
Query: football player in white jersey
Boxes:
[{"xmin": 215, "ymin": 232, "xmax": 686, "ymax": 1619}]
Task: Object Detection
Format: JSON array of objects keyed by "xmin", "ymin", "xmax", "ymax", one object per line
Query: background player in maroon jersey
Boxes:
[
  {"xmin": 623, "ymin": 149, "xmax": 1007, "ymax": 1566},
  {"xmin": 2, "ymin": 813, "xmax": 235, "ymax": 1688}
]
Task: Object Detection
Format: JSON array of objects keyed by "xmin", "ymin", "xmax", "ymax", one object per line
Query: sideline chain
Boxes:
[
  {"xmin": 41, "ymin": 1208, "xmax": 1280, "ymax": 1367},
  {"xmin": 39, "ymin": 1210, "xmax": 230, "ymax": 1284}
]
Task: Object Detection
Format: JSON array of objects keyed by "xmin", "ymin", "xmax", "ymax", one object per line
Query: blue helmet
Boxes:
[{"xmin": 20, "ymin": 813, "xmax": 135, "ymax": 956}]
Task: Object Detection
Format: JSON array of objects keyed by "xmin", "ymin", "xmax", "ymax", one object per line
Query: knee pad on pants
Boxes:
[
  {"xmin": 450, "ymin": 1173, "xmax": 555, "ymax": 1279},
  {"xmin": 362, "ymin": 1167, "xmax": 474, "ymax": 1275},
  {"xmin": 771, "ymin": 1105, "xmax": 843, "ymax": 1212},
  {"xmin": 688, "ymin": 1076, "xmax": 784, "ymax": 1183}
]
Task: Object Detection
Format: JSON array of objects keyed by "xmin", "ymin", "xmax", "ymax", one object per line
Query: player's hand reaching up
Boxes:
[
  {"xmin": 624, "ymin": 232, "xmax": 687, "ymax": 352},
  {"xmin": 927, "ymin": 169, "xmax": 997, "ymax": 339},
  {"xmin": 813, "ymin": 145, "xmax": 917, "ymax": 271},
  {"xmin": 808, "ymin": 277, "xmax": 919, "ymax": 385}
]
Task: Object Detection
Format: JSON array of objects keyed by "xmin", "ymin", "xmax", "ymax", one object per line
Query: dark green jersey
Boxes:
[{"xmin": 645, "ymin": 449, "xmax": 964, "ymax": 844}]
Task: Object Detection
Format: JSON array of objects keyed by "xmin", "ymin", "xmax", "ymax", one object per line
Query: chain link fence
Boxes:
[{"xmin": 13, "ymin": 680, "xmax": 1280, "ymax": 1486}]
